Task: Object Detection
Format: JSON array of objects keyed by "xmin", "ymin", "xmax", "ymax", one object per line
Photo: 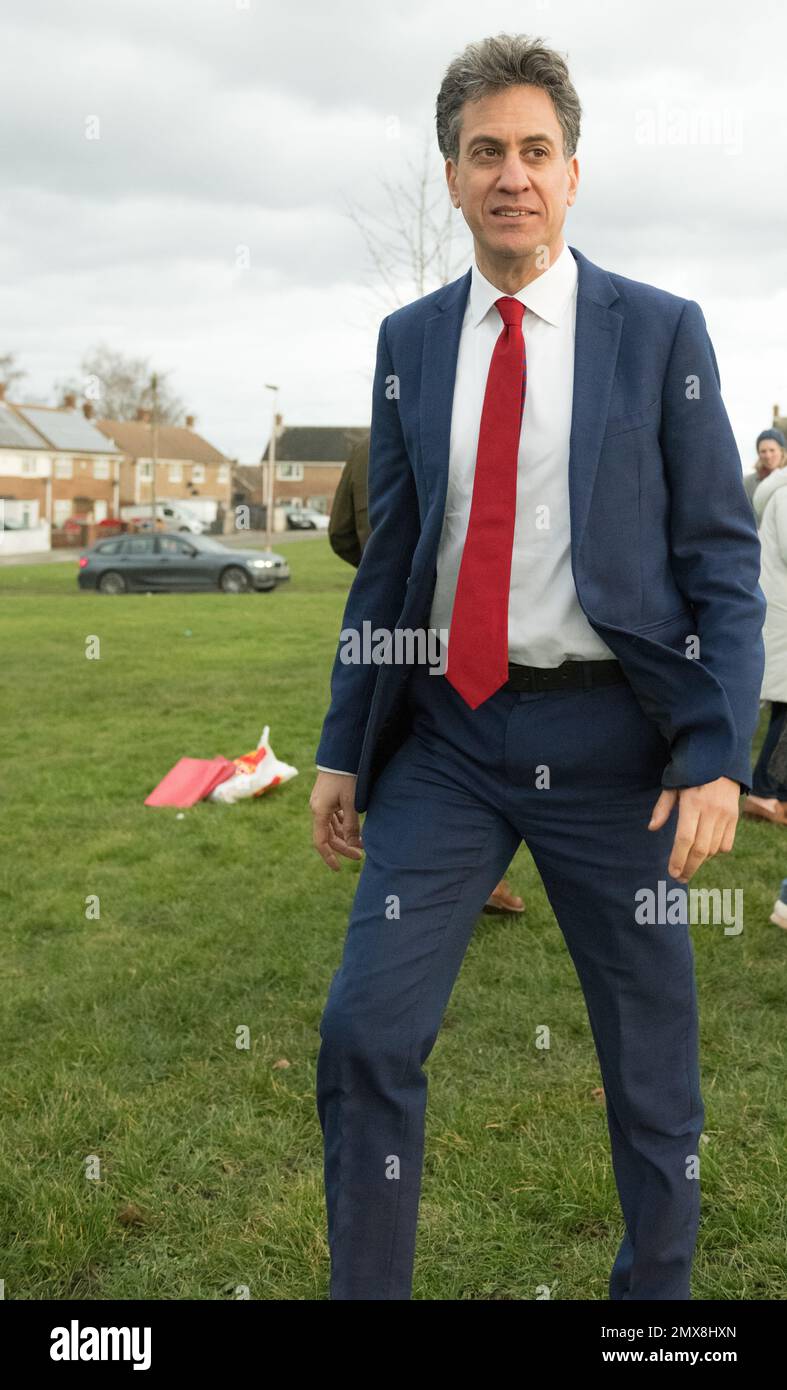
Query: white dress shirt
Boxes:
[
  {"xmin": 317, "ymin": 240, "xmax": 615, "ymax": 775},
  {"xmin": 430, "ymin": 239, "xmax": 615, "ymax": 667}
]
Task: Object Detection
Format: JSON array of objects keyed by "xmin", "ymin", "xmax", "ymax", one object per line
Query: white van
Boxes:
[{"xmin": 120, "ymin": 501, "xmax": 206, "ymax": 534}]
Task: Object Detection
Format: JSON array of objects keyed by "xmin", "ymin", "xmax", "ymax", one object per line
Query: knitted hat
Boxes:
[{"xmin": 756, "ymin": 428, "xmax": 786, "ymax": 449}]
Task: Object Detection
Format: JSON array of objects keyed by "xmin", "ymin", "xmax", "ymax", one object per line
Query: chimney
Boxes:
[
  {"xmin": 63, "ymin": 392, "xmax": 77, "ymax": 409},
  {"xmin": 135, "ymin": 407, "xmax": 151, "ymax": 423},
  {"xmin": 82, "ymin": 402, "xmax": 94, "ymax": 419},
  {"xmin": 185, "ymin": 414, "xmax": 195, "ymax": 429}
]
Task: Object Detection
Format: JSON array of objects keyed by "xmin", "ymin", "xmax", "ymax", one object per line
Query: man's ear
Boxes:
[
  {"xmin": 566, "ymin": 155, "xmax": 579, "ymax": 207},
  {"xmin": 445, "ymin": 160, "xmax": 459, "ymax": 207}
]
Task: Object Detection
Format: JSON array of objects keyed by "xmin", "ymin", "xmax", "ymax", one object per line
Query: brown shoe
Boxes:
[
  {"xmin": 742, "ymin": 795, "xmax": 787, "ymax": 826},
  {"xmin": 483, "ymin": 878, "xmax": 525, "ymax": 915}
]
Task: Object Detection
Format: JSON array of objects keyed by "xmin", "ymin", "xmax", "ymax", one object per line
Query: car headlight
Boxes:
[{"xmin": 249, "ymin": 558, "xmax": 274, "ymax": 568}]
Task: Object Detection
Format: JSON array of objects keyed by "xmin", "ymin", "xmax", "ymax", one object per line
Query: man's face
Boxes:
[{"xmin": 445, "ymin": 84, "xmax": 578, "ymax": 276}]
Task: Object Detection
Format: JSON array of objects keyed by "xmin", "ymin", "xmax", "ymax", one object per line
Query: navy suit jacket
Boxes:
[{"xmin": 316, "ymin": 244, "xmax": 766, "ymax": 812}]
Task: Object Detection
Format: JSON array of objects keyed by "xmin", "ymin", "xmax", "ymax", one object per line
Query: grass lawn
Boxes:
[{"xmin": 1, "ymin": 536, "xmax": 784, "ymax": 1301}]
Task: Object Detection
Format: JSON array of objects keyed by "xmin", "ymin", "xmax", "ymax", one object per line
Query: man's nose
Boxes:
[{"xmin": 496, "ymin": 154, "xmax": 533, "ymax": 189}]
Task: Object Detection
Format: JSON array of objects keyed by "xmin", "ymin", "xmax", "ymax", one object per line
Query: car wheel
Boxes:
[
  {"xmin": 98, "ymin": 571, "xmax": 127, "ymax": 595},
  {"xmin": 220, "ymin": 566, "xmax": 250, "ymax": 593}
]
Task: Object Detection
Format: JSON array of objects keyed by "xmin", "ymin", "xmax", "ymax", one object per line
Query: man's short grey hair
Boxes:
[{"xmin": 435, "ymin": 33, "xmax": 582, "ymax": 165}]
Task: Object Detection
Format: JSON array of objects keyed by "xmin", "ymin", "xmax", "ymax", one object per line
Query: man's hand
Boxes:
[
  {"xmin": 648, "ymin": 776, "xmax": 741, "ymax": 882},
  {"xmin": 310, "ymin": 771, "xmax": 364, "ymax": 872}
]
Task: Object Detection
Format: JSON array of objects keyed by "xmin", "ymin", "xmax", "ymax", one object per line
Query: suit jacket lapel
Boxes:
[
  {"xmin": 568, "ymin": 247, "xmax": 623, "ymax": 556},
  {"xmin": 420, "ymin": 269, "xmax": 471, "ymax": 513}
]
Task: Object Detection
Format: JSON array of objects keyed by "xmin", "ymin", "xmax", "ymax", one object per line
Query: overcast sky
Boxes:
[{"xmin": 1, "ymin": 0, "xmax": 785, "ymax": 467}]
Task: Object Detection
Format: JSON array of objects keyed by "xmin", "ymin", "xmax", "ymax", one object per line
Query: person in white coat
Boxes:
[
  {"xmin": 743, "ymin": 454, "xmax": 787, "ymax": 823},
  {"xmin": 742, "ymin": 427, "xmax": 787, "ymax": 507}
]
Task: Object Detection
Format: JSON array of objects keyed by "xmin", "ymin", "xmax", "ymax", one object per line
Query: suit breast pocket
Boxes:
[{"xmin": 603, "ymin": 398, "xmax": 661, "ymax": 440}]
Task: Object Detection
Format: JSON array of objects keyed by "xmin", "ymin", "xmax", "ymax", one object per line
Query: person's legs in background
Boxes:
[
  {"xmin": 750, "ymin": 701, "xmax": 787, "ymax": 798},
  {"xmin": 744, "ymin": 701, "xmax": 787, "ymax": 824}
]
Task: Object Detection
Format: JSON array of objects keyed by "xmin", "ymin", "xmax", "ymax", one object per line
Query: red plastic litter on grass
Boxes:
[{"xmin": 145, "ymin": 756, "xmax": 237, "ymax": 808}]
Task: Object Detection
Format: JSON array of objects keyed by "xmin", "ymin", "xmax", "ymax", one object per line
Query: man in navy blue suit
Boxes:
[{"xmin": 309, "ymin": 33, "xmax": 765, "ymax": 1300}]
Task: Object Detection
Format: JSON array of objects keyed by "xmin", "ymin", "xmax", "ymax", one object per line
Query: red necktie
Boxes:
[{"xmin": 444, "ymin": 296, "xmax": 526, "ymax": 708}]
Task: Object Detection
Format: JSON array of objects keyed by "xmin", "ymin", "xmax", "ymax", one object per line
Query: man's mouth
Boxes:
[{"xmin": 491, "ymin": 209, "xmax": 538, "ymax": 218}]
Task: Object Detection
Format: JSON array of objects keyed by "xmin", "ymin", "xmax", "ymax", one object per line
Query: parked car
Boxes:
[
  {"xmin": 285, "ymin": 507, "xmax": 329, "ymax": 531},
  {"xmin": 77, "ymin": 531, "xmax": 291, "ymax": 594},
  {"xmin": 120, "ymin": 501, "xmax": 207, "ymax": 534}
]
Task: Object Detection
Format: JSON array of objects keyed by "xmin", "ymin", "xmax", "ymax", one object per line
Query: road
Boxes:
[{"xmin": 0, "ymin": 529, "xmax": 327, "ymax": 566}]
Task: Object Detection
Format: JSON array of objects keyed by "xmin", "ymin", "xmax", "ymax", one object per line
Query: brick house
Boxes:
[
  {"xmin": 0, "ymin": 397, "xmax": 51, "ymax": 547},
  {"xmin": 233, "ymin": 424, "xmax": 369, "ymax": 530},
  {"xmin": 0, "ymin": 388, "xmax": 122, "ymax": 552},
  {"xmin": 95, "ymin": 411, "xmax": 233, "ymax": 531}
]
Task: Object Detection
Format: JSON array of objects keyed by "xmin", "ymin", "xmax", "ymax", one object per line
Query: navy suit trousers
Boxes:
[{"xmin": 316, "ymin": 661, "xmax": 705, "ymax": 1299}]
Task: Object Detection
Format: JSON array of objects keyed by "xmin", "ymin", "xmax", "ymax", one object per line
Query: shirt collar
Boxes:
[{"xmin": 468, "ymin": 240, "xmax": 577, "ymax": 329}]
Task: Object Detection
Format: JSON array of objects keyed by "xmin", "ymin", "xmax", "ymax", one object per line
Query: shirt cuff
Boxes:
[{"xmin": 315, "ymin": 765, "xmax": 355, "ymax": 775}]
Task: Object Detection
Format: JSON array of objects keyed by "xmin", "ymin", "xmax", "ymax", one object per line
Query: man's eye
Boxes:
[{"xmin": 475, "ymin": 146, "xmax": 548, "ymax": 159}]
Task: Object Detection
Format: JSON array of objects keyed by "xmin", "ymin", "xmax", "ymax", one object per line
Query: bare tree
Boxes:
[
  {"xmin": 53, "ymin": 345, "xmax": 187, "ymax": 423},
  {"xmin": 0, "ymin": 352, "xmax": 27, "ymax": 394},
  {"xmin": 342, "ymin": 128, "xmax": 470, "ymax": 321}
]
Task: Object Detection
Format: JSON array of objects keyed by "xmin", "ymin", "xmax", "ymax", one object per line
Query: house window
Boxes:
[
  {"xmin": 93, "ymin": 459, "xmax": 110, "ymax": 480},
  {"xmin": 306, "ymin": 496, "xmax": 328, "ymax": 512},
  {"xmin": 168, "ymin": 463, "xmax": 183, "ymax": 482},
  {"xmin": 54, "ymin": 499, "xmax": 72, "ymax": 526},
  {"xmin": 277, "ymin": 462, "xmax": 303, "ymax": 481},
  {"xmin": 1, "ymin": 499, "xmax": 39, "ymax": 528},
  {"xmin": 54, "ymin": 458, "xmax": 73, "ymax": 479},
  {"xmin": 138, "ymin": 461, "xmax": 153, "ymax": 481},
  {"xmin": 218, "ymin": 464, "xmax": 229, "ymax": 484},
  {"xmin": 191, "ymin": 464, "xmax": 206, "ymax": 484},
  {"xmin": 21, "ymin": 456, "xmax": 36, "ymax": 475}
]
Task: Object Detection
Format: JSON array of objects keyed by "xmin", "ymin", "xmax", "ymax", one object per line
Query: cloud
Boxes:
[{"xmin": 0, "ymin": 0, "xmax": 784, "ymax": 460}]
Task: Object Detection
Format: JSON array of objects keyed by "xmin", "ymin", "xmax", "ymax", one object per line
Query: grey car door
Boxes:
[
  {"xmin": 120, "ymin": 534, "xmax": 160, "ymax": 588},
  {"xmin": 155, "ymin": 534, "xmax": 201, "ymax": 588}
]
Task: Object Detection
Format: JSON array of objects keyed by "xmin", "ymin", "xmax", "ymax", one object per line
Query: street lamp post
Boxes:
[
  {"xmin": 150, "ymin": 373, "xmax": 159, "ymax": 531},
  {"xmin": 264, "ymin": 384, "xmax": 279, "ymax": 549}
]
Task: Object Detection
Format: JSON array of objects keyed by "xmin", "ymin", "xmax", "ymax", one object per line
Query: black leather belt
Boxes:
[{"xmin": 505, "ymin": 658, "xmax": 626, "ymax": 693}]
